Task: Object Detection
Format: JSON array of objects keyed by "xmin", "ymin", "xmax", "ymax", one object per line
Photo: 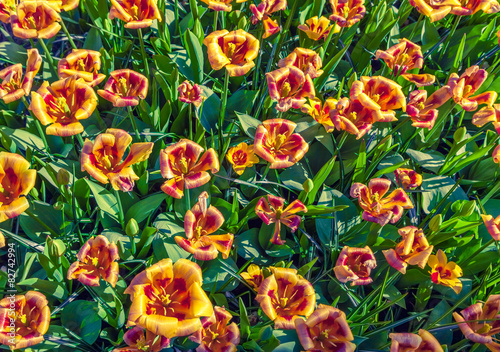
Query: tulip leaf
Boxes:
[
  {"xmin": 124, "ymin": 193, "xmax": 166, "ymax": 224},
  {"xmin": 84, "ymin": 179, "xmax": 119, "ymax": 222},
  {"xmin": 61, "ymin": 300, "xmax": 102, "ymax": 345},
  {"xmin": 184, "ymin": 29, "xmax": 204, "ymax": 83},
  {"xmin": 236, "ymin": 111, "xmax": 262, "ymax": 139}
]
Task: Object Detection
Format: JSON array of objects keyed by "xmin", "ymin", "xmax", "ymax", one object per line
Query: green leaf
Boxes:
[
  {"xmin": 61, "ymin": 300, "xmax": 102, "ymax": 344},
  {"xmin": 352, "ymin": 140, "xmax": 366, "ymax": 183},
  {"xmin": 125, "ymin": 193, "xmax": 166, "ymax": 224},
  {"xmin": 236, "ymin": 111, "xmax": 261, "ymax": 139},
  {"xmin": 184, "ymin": 29, "xmax": 204, "ymax": 83},
  {"xmin": 84, "ymin": 179, "xmax": 119, "ymax": 221},
  {"xmin": 17, "ymin": 278, "xmax": 68, "ymax": 299},
  {"xmin": 299, "ymin": 155, "xmax": 336, "ymax": 205}
]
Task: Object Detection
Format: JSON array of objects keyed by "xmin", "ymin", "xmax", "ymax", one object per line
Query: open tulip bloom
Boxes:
[
  {"xmin": 0, "ymin": 49, "xmax": 41, "ymax": 104},
  {"xmin": 389, "ymin": 329, "xmax": 444, "ymax": 352},
  {"xmin": 190, "ymin": 306, "xmax": 240, "ymax": 352},
  {"xmin": 11, "ymin": 0, "xmax": 61, "ymax": 39},
  {"xmin": 58, "ymin": 49, "xmax": 106, "ymax": 87}
]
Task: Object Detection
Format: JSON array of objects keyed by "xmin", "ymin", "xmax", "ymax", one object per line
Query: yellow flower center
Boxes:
[
  {"xmin": 179, "ymin": 156, "xmax": 189, "ymax": 174},
  {"xmin": 349, "ymin": 111, "xmax": 357, "ymax": 120},
  {"xmin": 319, "ymin": 330, "xmax": 330, "ymax": 341},
  {"xmin": 56, "ymin": 96, "xmax": 72, "ymax": 116},
  {"xmin": 194, "ymin": 225, "xmax": 203, "ymax": 239},
  {"xmin": 118, "ymin": 77, "xmax": 129, "ymax": 96},
  {"xmin": 26, "ymin": 16, "xmax": 37, "ymax": 29},
  {"xmin": 226, "ymin": 42, "xmax": 236, "ymax": 59},
  {"xmin": 161, "ymin": 294, "xmax": 172, "ymax": 305},
  {"xmin": 371, "ymin": 193, "xmax": 380, "ymax": 203},
  {"xmin": 281, "ymin": 82, "xmax": 292, "ymax": 97},
  {"xmin": 417, "ymin": 102, "xmax": 425, "ymax": 110},
  {"xmin": 136, "ymin": 336, "xmax": 149, "ymax": 351},
  {"xmin": 7, "ymin": 76, "xmax": 19, "ymax": 90},
  {"xmin": 372, "ymin": 94, "xmax": 380, "ymax": 103},
  {"xmin": 18, "ymin": 314, "xmax": 27, "ymax": 325},
  {"xmin": 279, "ymin": 296, "xmax": 289, "ymax": 308},
  {"xmin": 91, "ymin": 257, "xmax": 99, "ymax": 267},
  {"xmin": 101, "ymin": 155, "xmax": 113, "ymax": 170},
  {"xmin": 274, "ymin": 134, "xmax": 287, "ymax": 150},
  {"xmin": 342, "ymin": 5, "xmax": 350, "ymax": 18},
  {"xmin": 477, "ymin": 323, "xmax": 492, "ymax": 334},
  {"xmin": 463, "ymin": 84, "xmax": 473, "ymax": 96},
  {"xmin": 275, "ymin": 207, "xmax": 283, "ymax": 220},
  {"xmin": 130, "ymin": 4, "xmax": 139, "ymax": 19},
  {"xmin": 77, "ymin": 59, "xmax": 86, "ymax": 71}
]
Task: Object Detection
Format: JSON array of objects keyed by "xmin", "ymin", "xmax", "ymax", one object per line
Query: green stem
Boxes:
[
  {"xmin": 459, "ymin": 239, "xmax": 495, "ymax": 266},
  {"xmin": 219, "ymin": 70, "xmax": 230, "ymax": 153},
  {"xmin": 185, "ymin": 187, "xmax": 191, "ymax": 211},
  {"xmin": 213, "ymin": 11, "xmax": 218, "ymax": 31},
  {"xmin": 114, "ymin": 189, "xmax": 125, "ymax": 229},
  {"xmin": 188, "ymin": 104, "xmax": 193, "ymax": 140},
  {"xmin": 37, "ymin": 38, "xmax": 58, "ymax": 79},
  {"xmin": 439, "ymin": 16, "xmax": 461, "ymax": 62},
  {"xmin": 60, "ymin": 20, "xmax": 77, "ymax": 49},
  {"xmin": 21, "ymin": 97, "xmax": 50, "ymax": 153},
  {"xmin": 76, "ymin": 134, "xmax": 85, "ymax": 149},
  {"xmin": 270, "ymin": 0, "xmax": 299, "ymax": 69},
  {"xmin": 137, "ymin": 28, "xmax": 150, "ymax": 78},
  {"xmin": 252, "ymin": 23, "xmax": 264, "ymax": 90},
  {"xmin": 408, "ymin": 14, "xmax": 423, "ymax": 42},
  {"xmin": 332, "ymin": 27, "xmax": 344, "ymax": 51},
  {"xmin": 320, "ymin": 23, "xmax": 337, "ymax": 60},
  {"xmin": 127, "ymin": 106, "xmax": 142, "ymax": 141}
]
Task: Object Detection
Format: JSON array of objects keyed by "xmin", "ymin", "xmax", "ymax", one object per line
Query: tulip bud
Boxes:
[
  {"xmin": 453, "ymin": 127, "xmax": 467, "ymax": 143},
  {"xmin": 429, "ymin": 214, "xmax": 442, "ymax": 232},
  {"xmin": 126, "ymin": 218, "xmax": 140, "ymax": 238},
  {"xmin": 347, "ymin": 72, "xmax": 358, "ymax": 89},
  {"xmin": 53, "ymin": 201, "xmax": 65, "ymax": 211},
  {"xmin": 460, "ymin": 200, "xmax": 476, "ymax": 217},
  {"xmin": 47, "ymin": 237, "xmax": 66, "ymax": 257},
  {"xmin": 302, "ymin": 178, "xmax": 314, "ymax": 193},
  {"xmin": 57, "ymin": 168, "xmax": 70, "ymax": 185}
]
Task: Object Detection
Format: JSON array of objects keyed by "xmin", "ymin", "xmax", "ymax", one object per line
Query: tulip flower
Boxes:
[
  {"xmin": 472, "ymin": 104, "xmax": 500, "ymax": 135},
  {"xmin": 81, "ymin": 129, "xmax": 154, "ymax": 192},
  {"xmin": 383, "ymin": 226, "xmax": 433, "ymax": 274},
  {"xmin": 175, "ymin": 192, "xmax": 234, "ymax": 261},
  {"xmin": 11, "ymin": 0, "xmax": 61, "ymax": 39},
  {"xmin": 453, "ymin": 294, "xmax": 500, "ymax": 351},
  {"xmin": 0, "ymin": 291, "xmax": 51, "ymax": 350},
  {"xmin": 226, "ymin": 142, "xmax": 259, "ymax": 175},
  {"xmin": 450, "ymin": 0, "xmax": 500, "ymax": 15},
  {"xmin": 278, "ymin": 48, "xmax": 323, "ymax": 79},
  {"xmin": 178, "ymin": 80, "xmax": 204, "ymax": 107},
  {"xmin": 0, "ymin": 152, "xmax": 37, "ymax": 223},
  {"xmin": 112, "ymin": 327, "xmax": 170, "ymax": 352},
  {"xmin": 159, "ymin": 139, "xmax": 219, "ymax": 199},
  {"xmin": 254, "ymin": 119, "xmax": 309, "ymax": 169},
  {"xmin": 250, "ymin": 0, "xmax": 286, "ymax": 24},
  {"xmin": 30, "ymin": 76, "xmax": 98, "ymax": 136},
  {"xmin": 333, "ymin": 246, "xmax": 377, "ymax": 286},
  {"xmin": 0, "ymin": 48, "xmax": 42, "ymax": 104},
  {"xmin": 240, "ymin": 264, "xmax": 264, "ymax": 291},
  {"xmin": 329, "ymin": 97, "xmax": 381, "ymax": 139},
  {"xmin": 67, "ymin": 235, "xmax": 120, "ymax": 287},
  {"xmin": 58, "ymin": 49, "xmax": 106, "ymax": 87},
  {"xmin": 0, "ymin": 0, "xmax": 16, "ymax": 23},
  {"xmin": 0, "ymin": 232, "xmax": 4, "ymax": 248},
  {"xmin": 350, "ymin": 178, "xmax": 413, "ymax": 227},
  {"xmin": 298, "ymin": 16, "xmax": 339, "ymax": 41},
  {"xmin": 394, "ymin": 168, "xmax": 423, "ymax": 190},
  {"xmin": 125, "ymin": 258, "xmax": 214, "ymax": 338},
  {"xmin": 329, "ymin": 0, "xmax": 366, "ymax": 27},
  {"xmin": 266, "ymin": 66, "xmax": 315, "ymax": 111},
  {"xmin": 295, "ymin": 305, "xmax": 356, "ymax": 352},
  {"xmin": 428, "ymin": 249, "xmax": 463, "ymax": 294},
  {"xmin": 375, "ymin": 39, "xmax": 435, "ymax": 86},
  {"xmin": 200, "ymin": 0, "xmax": 233, "ymax": 11},
  {"xmin": 480, "ymin": 214, "xmax": 500, "ymax": 241},
  {"xmin": 407, "ymin": 88, "xmax": 452, "ymax": 129},
  {"xmin": 409, "ymin": 0, "xmax": 461, "ymax": 22},
  {"xmin": 203, "ymin": 29, "xmax": 259, "ymax": 77},
  {"xmin": 255, "ymin": 194, "xmax": 307, "ymax": 245},
  {"xmin": 447, "ymin": 66, "xmax": 497, "ymax": 111},
  {"xmin": 389, "ymin": 329, "xmax": 444, "ymax": 352},
  {"xmin": 256, "ymin": 267, "xmax": 316, "ymax": 329},
  {"xmin": 109, "ymin": 0, "xmax": 161, "ymax": 28},
  {"xmin": 301, "ymin": 97, "xmax": 338, "ymax": 133},
  {"xmin": 262, "ymin": 16, "xmax": 280, "ymax": 38},
  {"xmin": 190, "ymin": 306, "xmax": 240, "ymax": 352},
  {"xmin": 97, "ymin": 69, "xmax": 148, "ymax": 107},
  {"xmin": 494, "ymin": 145, "xmax": 500, "ymax": 165},
  {"xmin": 59, "ymin": 0, "xmax": 79, "ymax": 12},
  {"xmin": 350, "ymin": 76, "xmax": 406, "ymax": 122}
]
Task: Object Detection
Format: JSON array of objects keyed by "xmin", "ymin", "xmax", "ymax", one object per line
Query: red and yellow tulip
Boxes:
[
  {"xmin": 375, "ymin": 39, "xmax": 435, "ymax": 86},
  {"xmin": 0, "ymin": 48, "xmax": 41, "ymax": 104},
  {"xmin": 190, "ymin": 306, "xmax": 240, "ymax": 352},
  {"xmin": 67, "ymin": 235, "xmax": 120, "ymax": 287},
  {"xmin": 350, "ymin": 178, "xmax": 413, "ymax": 227},
  {"xmin": 295, "ymin": 305, "xmax": 356, "ymax": 352},
  {"xmin": 480, "ymin": 213, "xmax": 500, "ymax": 241},
  {"xmin": 383, "ymin": 226, "xmax": 433, "ymax": 274},
  {"xmin": 329, "ymin": 97, "xmax": 380, "ymax": 139},
  {"xmin": 409, "ymin": 0, "xmax": 461, "ymax": 22},
  {"xmin": 0, "ymin": 152, "xmax": 37, "ymax": 223},
  {"xmin": 200, "ymin": 0, "xmax": 236, "ymax": 11},
  {"xmin": 240, "ymin": 264, "xmax": 264, "ymax": 291},
  {"xmin": 81, "ymin": 129, "xmax": 154, "ymax": 192},
  {"xmin": 30, "ymin": 76, "xmax": 98, "ymax": 136},
  {"xmin": 329, "ymin": 0, "xmax": 366, "ymax": 27},
  {"xmin": 453, "ymin": 294, "xmax": 500, "ymax": 352},
  {"xmin": 178, "ymin": 80, "xmax": 204, "ymax": 107},
  {"xmin": 97, "ymin": 69, "xmax": 148, "ymax": 107},
  {"xmin": 59, "ymin": 0, "xmax": 79, "ymax": 12},
  {"xmin": 266, "ymin": 66, "xmax": 315, "ymax": 111},
  {"xmin": 389, "ymin": 330, "xmax": 444, "ymax": 352},
  {"xmin": 254, "ymin": 119, "xmax": 309, "ymax": 169},
  {"xmin": 226, "ymin": 142, "xmax": 259, "ymax": 175},
  {"xmin": 450, "ymin": 0, "xmax": 500, "ymax": 15},
  {"xmin": 203, "ymin": 29, "xmax": 260, "ymax": 77},
  {"xmin": 0, "ymin": 0, "xmax": 16, "ymax": 23},
  {"xmin": 333, "ymin": 246, "xmax": 377, "ymax": 286},
  {"xmin": 394, "ymin": 168, "xmax": 423, "ymax": 190},
  {"xmin": 255, "ymin": 194, "xmax": 307, "ymax": 245},
  {"xmin": 298, "ymin": 16, "xmax": 339, "ymax": 41},
  {"xmin": 250, "ymin": 0, "xmax": 286, "ymax": 24},
  {"xmin": 472, "ymin": 104, "xmax": 500, "ymax": 135},
  {"xmin": 428, "ymin": 249, "xmax": 463, "ymax": 294},
  {"xmin": 109, "ymin": 0, "xmax": 161, "ymax": 28},
  {"xmin": 125, "ymin": 258, "xmax": 214, "ymax": 338},
  {"xmin": 160, "ymin": 139, "xmax": 219, "ymax": 199},
  {"xmin": 112, "ymin": 327, "xmax": 170, "ymax": 352},
  {"xmin": 256, "ymin": 267, "xmax": 315, "ymax": 329},
  {"xmin": 0, "ymin": 291, "xmax": 51, "ymax": 350},
  {"xmin": 301, "ymin": 97, "xmax": 338, "ymax": 133},
  {"xmin": 278, "ymin": 48, "xmax": 323, "ymax": 79},
  {"xmin": 175, "ymin": 192, "xmax": 234, "ymax": 261},
  {"xmin": 11, "ymin": 0, "xmax": 61, "ymax": 39},
  {"xmin": 58, "ymin": 49, "xmax": 106, "ymax": 87},
  {"xmin": 406, "ymin": 88, "xmax": 452, "ymax": 129},
  {"xmin": 447, "ymin": 66, "xmax": 497, "ymax": 111}
]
